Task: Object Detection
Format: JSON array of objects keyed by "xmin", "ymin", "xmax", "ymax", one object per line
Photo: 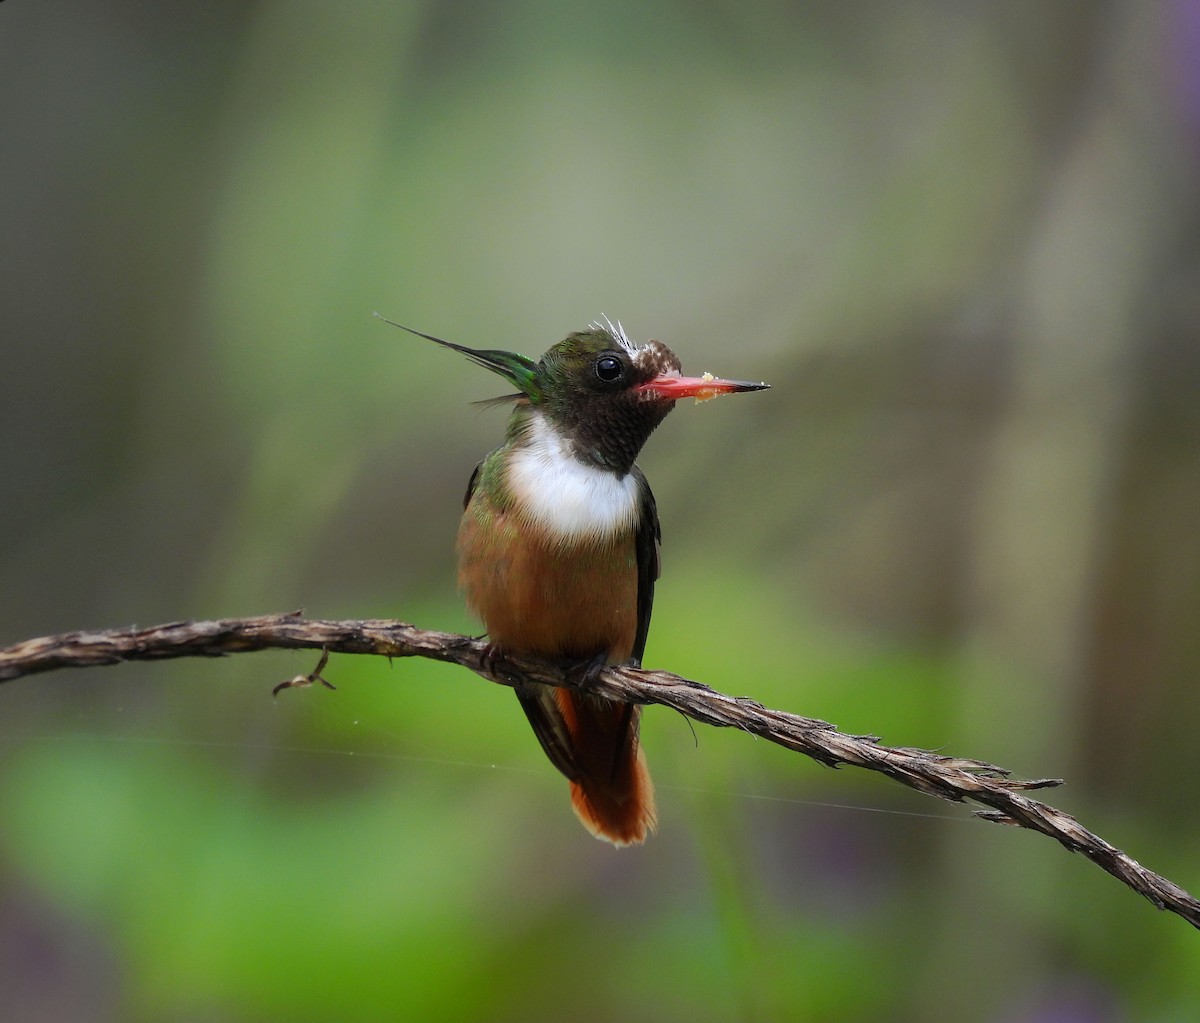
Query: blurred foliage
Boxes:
[{"xmin": 3, "ymin": 1, "xmax": 1200, "ymax": 1020}]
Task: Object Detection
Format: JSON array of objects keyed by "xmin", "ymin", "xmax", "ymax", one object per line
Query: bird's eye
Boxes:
[{"xmin": 595, "ymin": 355, "xmax": 623, "ymax": 382}]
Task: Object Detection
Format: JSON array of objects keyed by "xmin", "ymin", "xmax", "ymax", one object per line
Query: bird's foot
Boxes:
[
  {"xmin": 479, "ymin": 642, "xmax": 523, "ymax": 687},
  {"xmin": 567, "ymin": 651, "xmax": 610, "ymax": 690}
]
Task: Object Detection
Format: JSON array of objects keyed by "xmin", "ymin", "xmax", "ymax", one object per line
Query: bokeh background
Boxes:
[{"xmin": 3, "ymin": 2, "xmax": 1199, "ymax": 1020}]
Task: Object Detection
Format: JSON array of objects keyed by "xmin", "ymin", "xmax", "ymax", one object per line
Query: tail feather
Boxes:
[
  {"xmin": 518, "ymin": 686, "xmax": 656, "ymax": 846},
  {"xmin": 568, "ymin": 754, "xmax": 657, "ymax": 847},
  {"xmin": 558, "ymin": 689, "xmax": 656, "ymax": 846}
]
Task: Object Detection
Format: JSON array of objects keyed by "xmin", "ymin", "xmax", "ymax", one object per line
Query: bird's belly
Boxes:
[{"xmin": 457, "ymin": 508, "xmax": 638, "ymax": 662}]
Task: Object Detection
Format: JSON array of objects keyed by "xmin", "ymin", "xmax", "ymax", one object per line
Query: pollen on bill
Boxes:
[{"xmin": 693, "ymin": 371, "xmax": 720, "ymax": 404}]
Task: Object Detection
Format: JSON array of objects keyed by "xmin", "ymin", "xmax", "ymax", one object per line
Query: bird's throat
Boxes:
[{"xmin": 505, "ymin": 412, "xmax": 641, "ymax": 540}]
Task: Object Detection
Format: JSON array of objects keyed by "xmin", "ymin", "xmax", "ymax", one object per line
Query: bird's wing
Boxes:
[
  {"xmin": 462, "ymin": 461, "xmax": 482, "ymax": 510},
  {"xmin": 514, "ymin": 686, "xmax": 581, "ymax": 781},
  {"xmin": 630, "ymin": 467, "xmax": 661, "ymax": 667}
]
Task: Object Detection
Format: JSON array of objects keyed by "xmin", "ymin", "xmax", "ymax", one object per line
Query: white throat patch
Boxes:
[{"xmin": 506, "ymin": 414, "xmax": 641, "ymax": 540}]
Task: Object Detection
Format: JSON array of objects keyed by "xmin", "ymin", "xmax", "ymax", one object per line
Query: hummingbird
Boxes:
[{"xmin": 381, "ymin": 315, "xmax": 768, "ymax": 845}]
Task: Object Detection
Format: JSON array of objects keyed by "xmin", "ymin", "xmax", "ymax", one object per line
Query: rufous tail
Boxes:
[
  {"xmin": 558, "ymin": 689, "xmax": 656, "ymax": 846},
  {"xmin": 516, "ymin": 686, "xmax": 656, "ymax": 846}
]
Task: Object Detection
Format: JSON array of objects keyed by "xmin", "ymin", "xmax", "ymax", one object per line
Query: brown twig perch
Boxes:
[{"xmin": 1, "ymin": 612, "xmax": 1196, "ymax": 930}]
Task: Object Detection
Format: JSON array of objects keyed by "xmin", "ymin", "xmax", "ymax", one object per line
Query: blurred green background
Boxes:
[{"xmin": 2, "ymin": 1, "xmax": 1199, "ymax": 1020}]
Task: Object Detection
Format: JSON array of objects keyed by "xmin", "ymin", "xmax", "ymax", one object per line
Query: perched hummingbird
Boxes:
[{"xmin": 381, "ymin": 315, "xmax": 768, "ymax": 845}]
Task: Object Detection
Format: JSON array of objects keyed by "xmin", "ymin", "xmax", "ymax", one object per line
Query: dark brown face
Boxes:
[
  {"xmin": 534, "ymin": 322, "xmax": 768, "ymax": 474},
  {"xmin": 384, "ymin": 315, "xmax": 761, "ymax": 475},
  {"xmin": 536, "ymin": 327, "xmax": 683, "ymax": 474}
]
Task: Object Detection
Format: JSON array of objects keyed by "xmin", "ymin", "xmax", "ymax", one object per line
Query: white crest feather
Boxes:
[{"xmin": 590, "ymin": 315, "xmax": 636, "ymax": 354}]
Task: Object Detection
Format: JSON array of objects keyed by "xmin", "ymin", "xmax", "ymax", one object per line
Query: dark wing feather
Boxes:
[
  {"xmin": 514, "ymin": 686, "xmax": 581, "ymax": 781},
  {"xmin": 630, "ymin": 467, "xmax": 662, "ymax": 666},
  {"xmin": 462, "ymin": 461, "xmax": 482, "ymax": 510}
]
